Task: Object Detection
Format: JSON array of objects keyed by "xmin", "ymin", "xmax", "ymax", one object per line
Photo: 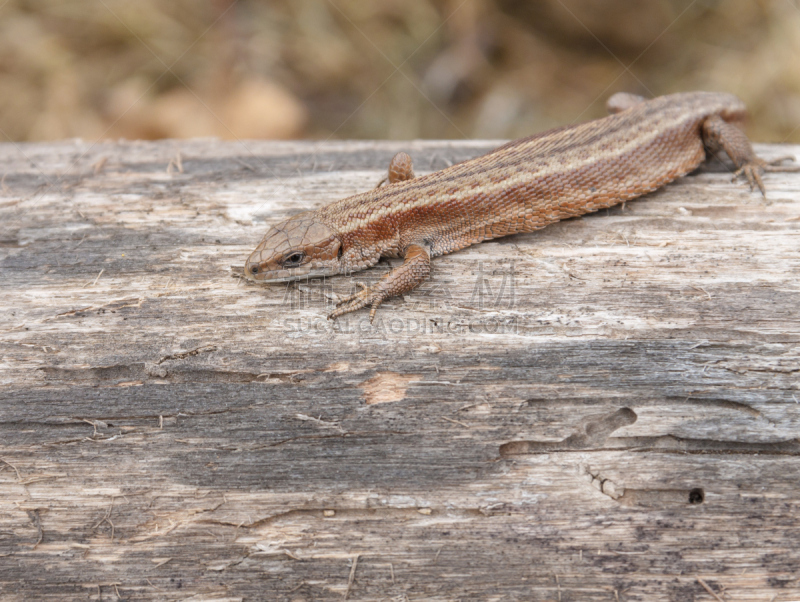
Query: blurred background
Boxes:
[{"xmin": 1, "ymin": 0, "xmax": 799, "ymax": 144}]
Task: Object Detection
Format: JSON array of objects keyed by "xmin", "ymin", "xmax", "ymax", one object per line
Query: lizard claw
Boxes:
[{"xmin": 733, "ymin": 163, "xmax": 765, "ymax": 196}]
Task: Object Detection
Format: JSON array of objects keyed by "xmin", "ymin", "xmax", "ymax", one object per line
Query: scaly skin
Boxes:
[{"xmin": 244, "ymin": 91, "xmax": 798, "ymax": 322}]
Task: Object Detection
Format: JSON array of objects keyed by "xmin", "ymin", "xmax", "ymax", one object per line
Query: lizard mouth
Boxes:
[{"xmin": 243, "ymin": 263, "xmax": 341, "ymax": 283}]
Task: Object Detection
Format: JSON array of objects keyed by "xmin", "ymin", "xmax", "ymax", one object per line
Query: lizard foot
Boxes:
[
  {"xmin": 329, "ymin": 282, "xmax": 387, "ymax": 323},
  {"xmin": 733, "ymin": 155, "xmax": 799, "ymax": 196},
  {"xmin": 327, "ymin": 242, "xmax": 430, "ymax": 323}
]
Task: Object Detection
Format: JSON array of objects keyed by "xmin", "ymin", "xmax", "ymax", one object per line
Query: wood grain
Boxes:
[{"xmin": 1, "ymin": 139, "xmax": 799, "ymax": 601}]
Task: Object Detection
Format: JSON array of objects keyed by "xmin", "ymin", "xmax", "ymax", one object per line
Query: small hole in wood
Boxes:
[{"xmin": 688, "ymin": 488, "xmax": 704, "ymax": 504}]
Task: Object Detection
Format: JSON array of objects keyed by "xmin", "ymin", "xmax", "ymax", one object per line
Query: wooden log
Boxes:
[{"xmin": 1, "ymin": 138, "xmax": 799, "ymax": 601}]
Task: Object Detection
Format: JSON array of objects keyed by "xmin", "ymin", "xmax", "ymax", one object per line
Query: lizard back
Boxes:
[{"xmin": 317, "ymin": 91, "xmax": 746, "ymax": 258}]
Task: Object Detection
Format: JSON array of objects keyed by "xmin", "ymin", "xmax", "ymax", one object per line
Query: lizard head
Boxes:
[{"xmin": 244, "ymin": 215, "xmax": 343, "ymax": 283}]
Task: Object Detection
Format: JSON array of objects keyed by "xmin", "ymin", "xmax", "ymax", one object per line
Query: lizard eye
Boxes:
[{"xmin": 283, "ymin": 251, "xmax": 305, "ymax": 267}]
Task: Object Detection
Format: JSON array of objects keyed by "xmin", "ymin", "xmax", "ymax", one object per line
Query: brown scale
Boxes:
[{"xmin": 244, "ymin": 91, "xmax": 799, "ymax": 322}]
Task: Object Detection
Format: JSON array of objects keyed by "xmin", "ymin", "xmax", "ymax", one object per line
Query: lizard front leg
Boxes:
[
  {"xmin": 606, "ymin": 92, "xmax": 646, "ymax": 114},
  {"xmin": 702, "ymin": 114, "xmax": 799, "ymax": 196},
  {"xmin": 376, "ymin": 152, "xmax": 416, "ymax": 187},
  {"xmin": 328, "ymin": 243, "xmax": 431, "ymax": 323}
]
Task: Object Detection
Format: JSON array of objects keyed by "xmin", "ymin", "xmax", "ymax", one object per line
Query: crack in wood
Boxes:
[
  {"xmin": 154, "ymin": 344, "xmax": 218, "ymax": 365},
  {"xmin": 26, "ymin": 509, "xmax": 43, "ymax": 548},
  {"xmin": 583, "ymin": 468, "xmax": 705, "ymax": 507},
  {"xmin": 199, "ymin": 507, "xmax": 488, "ymax": 531},
  {"xmin": 525, "ymin": 396, "xmax": 762, "ymax": 418},
  {"xmin": 502, "ymin": 435, "xmax": 800, "ymax": 456},
  {"xmin": 501, "ymin": 407, "xmax": 799, "ymax": 456}
]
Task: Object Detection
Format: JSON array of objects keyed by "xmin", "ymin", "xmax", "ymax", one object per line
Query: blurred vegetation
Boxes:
[{"xmin": 1, "ymin": 0, "xmax": 799, "ymax": 143}]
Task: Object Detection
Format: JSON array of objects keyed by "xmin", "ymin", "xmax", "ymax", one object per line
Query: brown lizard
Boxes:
[{"xmin": 244, "ymin": 91, "xmax": 798, "ymax": 322}]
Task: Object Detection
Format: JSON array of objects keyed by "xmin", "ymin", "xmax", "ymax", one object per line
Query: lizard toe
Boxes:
[
  {"xmin": 329, "ymin": 283, "xmax": 387, "ymax": 321},
  {"xmin": 734, "ymin": 163, "xmax": 766, "ymax": 196},
  {"xmin": 764, "ymin": 155, "xmax": 798, "ymax": 168},
  {"xmin": 335, "ymin": 281, "xmax": 370, "ymax": 306}
]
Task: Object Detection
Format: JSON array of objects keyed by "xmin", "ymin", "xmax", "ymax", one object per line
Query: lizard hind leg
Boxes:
[
  {"xmin": 328, "ymin": 243, "xmax": 431, "ymax": 323},
  {"xmin": 703, "ymin": 114, "xmax": 799, "ymax": 197},
  {"xmin": 376, "ymin": 152, "xmax": 416, "ymax": 187}
]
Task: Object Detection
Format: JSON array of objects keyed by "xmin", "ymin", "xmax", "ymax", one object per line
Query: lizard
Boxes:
[{"xmin": 243, "ymin": 91, "xmax": 798, "ymax": 322}]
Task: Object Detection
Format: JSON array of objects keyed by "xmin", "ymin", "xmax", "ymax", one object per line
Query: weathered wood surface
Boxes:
[{"xmin": 1, "ymin": 138, "xmax": 799, "ymax": 602}]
